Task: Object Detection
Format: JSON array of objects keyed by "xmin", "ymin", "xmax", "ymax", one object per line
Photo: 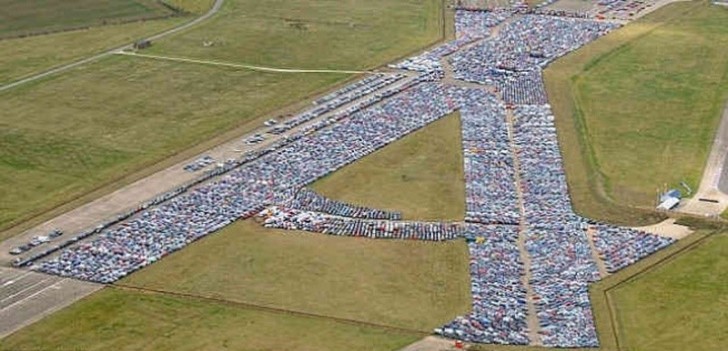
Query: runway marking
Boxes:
[
  {"xmin": 0, "ymin": 277, "xmax": 54, "ymax": 305},
  {"xmin": 0, "ymin": 271, "xmax": 34, "ymax": 287},
  {"xmin": 1, "ymin": 279, "xmax": 66, "ymax": 312}
]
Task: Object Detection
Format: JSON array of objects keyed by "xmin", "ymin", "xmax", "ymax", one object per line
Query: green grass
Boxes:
[
  {"xmin": 313, "ymin": 112, "xmax": 465, "ymax": 221},
  {"xmin": 0, "ymin": 288, "xmax": 421, "ymax": 351},
  {"xmin": 0, "ymin": 17, "xmax": 187, "ymax": 84},
  {"xmin": 2, "ymin": 103, "xmax": 469, "ymax": 349},
  {"xmin": 0, "ymin": 56, "xmax": 348, "ymax": 237},
  {"xmin": 544, "ymin": 1, "xmax": 728, "ymax": 225},
  {"xmin": 147, "ymin": 0, "xmax": 445, "ymax": 70},
  {"xmin": 574, "ymin": 3, "xmax": 728, "ymax": 206},
  {"xmin": 610, "ymin": 233, "xmax": 728, "ymax": 351},
  {"xmin": 1, "ymin": 0, "xmax": 445, "ymax": 238},
  {"xmin": 163, "ymin": 0, "xmax": 215, "ymax": 14},
  {"xmin": 0, "ymin": 0, "xmax": 175, "ymax": 39},
  {"xmin": 121, "ymin": 220, "xmax": 471, "ymax": 331}
]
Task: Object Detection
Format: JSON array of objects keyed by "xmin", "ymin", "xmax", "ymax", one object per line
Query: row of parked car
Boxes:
[{"xmin": 9, "ymin": 229, "xmax": 63, "ymax": 255}]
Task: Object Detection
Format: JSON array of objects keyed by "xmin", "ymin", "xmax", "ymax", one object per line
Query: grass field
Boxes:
[
  {"xmin": 544, "ymin": 1, "xmax": 728, "ymax": 225},
  {"xmin": 0, "ymin": 56, "xmax": 348, "ymax": 237},
  {"xmin": 313, "ymin": 112, "xmax": 465, "ymax": 221},
  {"xmin": 147, "ymin": 0, "xmax": 445, "ymax": 70},
  {"xmin": 164, "ymin": 0, "xmax": 215, "ymax": 14},
  {"xmin": 2, "ymin": 109, "xmax": 471, "ymax": 349},
  {"xmin": 120, "ymin": 115, "xmax": 470, "ymax": 330},
  {"xmin": 0, "ymin": 288, "xmax": 421, "ymax": 351},
  {"xmin": 611, "ymin": 232, "xmax": 728, "ymax": 351},
  {"xmin": 0, "ymin": 0, "xmax": 176, "ymax": 39},
  {"xmin": 0, "ymin": 0, "xmax": 445, "ymax": 238},
  {"xmin": 0, "ymin": 18, "xmax": 187, "ymax": 83},
  {"xmin": 121, "ymin": 219, "xmax": 471, "ymax": 331}
]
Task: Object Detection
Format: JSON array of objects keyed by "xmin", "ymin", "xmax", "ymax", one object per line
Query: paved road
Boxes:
[
  {"xmin": 0, "ymin": 0, "xmax": 225, "ymax": 93},
  {"xmin": 678, "ymin": 101, "xmax": 728, "ymax": 216},
  {"xmin": 0, "ymin": 267, "xmax": 101, "ymax": 339}
]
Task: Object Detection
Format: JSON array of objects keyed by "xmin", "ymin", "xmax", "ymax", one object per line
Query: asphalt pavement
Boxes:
[{"xmin": 0, "ymin": 267, "xmax": 101, "ymax": 339}]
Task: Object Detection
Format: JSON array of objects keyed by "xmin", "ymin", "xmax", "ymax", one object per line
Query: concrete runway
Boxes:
[
  {"xmin": 678, "ymin": 101, "xmax": 728, "ymax": 217},
  {"xmin": 0, "ymin": 267, "xmax": 101, "ymax": 339}
]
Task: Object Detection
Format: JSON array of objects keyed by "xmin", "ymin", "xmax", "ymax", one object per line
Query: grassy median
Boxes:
[{"xmin": 313, "ymin": 112, "xmax": 466, "ymax": 221}]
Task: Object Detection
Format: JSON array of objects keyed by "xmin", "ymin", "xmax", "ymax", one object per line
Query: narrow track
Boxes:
[
  {"xmin": 586, "ymin": 226, "xmax": 610, "ymax": 278},
  {"xmin": 505, "ymin": 108, "xmax": 542, "ymax": 346},
  {"xmin": 116, "ymin": 51, "xmax": 372, "ymax": 74},
  {"xmin": 0, "ymin": 0, "xmax": 226, "ymax": 92}
]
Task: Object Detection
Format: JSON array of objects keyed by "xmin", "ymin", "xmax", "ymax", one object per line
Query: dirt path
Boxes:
[
  {"xmin": 436, "ymin": 26, "xmax": 543, "ymax": 344},
  {"xmin": 585, "ymin": 227, "xmax": 609, "ymax": 278},
  {"xmin": 399, "ymin": 336, "xmax": 458, "ymax": 351},
  {"xmin": 633, "ymin": 218, "xmax": 693, "ymax": 240},
  {"xmin": 439, "ymin": 55, "xmax": 494, "ymax": 91},
  {"xmin": 117, "ymin": 52, "xmax": 372, "ymax": 74},
  {"xmin": 0, "ymin": 0, "xmax": 225, "ymax": 93},
  {"xmin": 505, "ymin": 109, "xmax": 542, "ymax": 346}
]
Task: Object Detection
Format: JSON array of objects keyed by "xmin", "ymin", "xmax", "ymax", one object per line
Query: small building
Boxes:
[
  {"xmin": 657, "ymin": 189, "xmax": 681, "ymax": 211},
  {"xmin": 660, "ymin": 189, "xmax": 681, "ymax": 202},
  {"xmin": 657, "ymin": 197, "xmax": 680, "ymax": 211}
]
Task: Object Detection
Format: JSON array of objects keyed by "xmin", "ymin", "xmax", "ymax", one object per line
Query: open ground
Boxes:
[
  {"xmin": 0, "ymin": 0, "xmax": 447, "ymax": 237},
  {"xmin": 545, "ymin": 0, "xmax": 728, "ymax": 225},
  {"xmin": 0, "ymin": 288, "xmax": 423, "ymax": 351},
  {"xmin": 1, "ymin": 113, "xmax": 472, "ymax": 349},
  {"xmin": 0, "ymin": 0, "xmax": 176, "ymax": 39}
]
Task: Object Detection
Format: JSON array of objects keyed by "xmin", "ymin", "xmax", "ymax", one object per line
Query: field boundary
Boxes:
[
  {"xmin": 594, "ymin": 230, "xmax": 716, "ymax": 350},
  {"xmin": 470, "ymin": 229, "xmax": 718, "ymax": 351},
  {"xmin": 111, "ymin": 283, "xmax": 430, "ymax": 336}
]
